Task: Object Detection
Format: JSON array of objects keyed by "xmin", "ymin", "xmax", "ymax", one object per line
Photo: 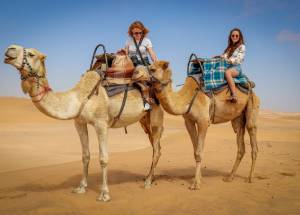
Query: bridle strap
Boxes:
[
  {"xmin": 19, "ymin": 48, "xmax": 45, "ymax": 81},
  {"xmin": 19, "ymin": 48, "xmax": 50, "ymax": 102},
  {"xmin": 27, "ymin": 78, "xmax": 52, "ymax": 103},
  {"xmin": 150, "ymin": 75, "xmax": 172, "ymax": 93}
]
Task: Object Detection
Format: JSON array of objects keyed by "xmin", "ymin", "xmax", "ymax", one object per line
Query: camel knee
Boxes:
[
  {"xmin": 152, "ymin": 126, "xmax": 164, "ymax": 138},
  {"xmin": 237, "ymin": 148, "xmax": 245, "ymax": 159},
  {"xmin": 100, "ymin": 157, "xmax": 108, "ymax": 167},
  {"xmin": 82, "ymin": 154, "xmax": 90, "ymax": 165},
  {"xmin": 194, "ymin": 153, "xmax": 202, "ymax": 163},
  {"xmin": 252, "ymin": 150, "xmax": 257, "ymax": 160},
  {"xmin": 251, "ymin": 145, "xmax": 258, "ymax": 158},
  {"xmin": 154, "ymin": 151, "xmax": 161, "ymax": 160}
]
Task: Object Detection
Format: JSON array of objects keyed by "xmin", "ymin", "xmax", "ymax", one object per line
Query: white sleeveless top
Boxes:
[{"xmin": 126, "ymin": 37, "xmax": 152, "ymax": 60}]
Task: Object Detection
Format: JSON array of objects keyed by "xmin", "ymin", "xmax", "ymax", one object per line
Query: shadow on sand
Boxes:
[{"xmin": 13, "ymin": 167, "xmax": 234, "ymax": 193}]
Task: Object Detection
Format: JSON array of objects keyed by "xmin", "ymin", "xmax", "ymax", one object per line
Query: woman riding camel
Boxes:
[
  {"xmin": 220, "ymin": 28, "xmax": 246, "ymax": 103},
  {"xmin": 124, "ymin": 21, "xmax": 158, "ymax": 110}
]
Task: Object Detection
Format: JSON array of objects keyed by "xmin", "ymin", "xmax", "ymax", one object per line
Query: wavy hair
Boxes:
[
  {"xmin": 223, "ymin": 28, "xmax": 245, "ymax": 58},
  {"xmin": 127, "ymin": 21, "xmax": 149, "ymax": 37}
]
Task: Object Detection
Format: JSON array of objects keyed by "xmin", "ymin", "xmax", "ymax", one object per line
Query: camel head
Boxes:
[
  {"xmin": 4, "ymin": 45, "xmax": 47, "ymax": 94},
  {"xmin": 149, "ymin": 61, "xmax": 172, "ymax": 82},
  {"xmin": 132, "ymin": 65, "xmax": 151, "ymax": 82},
  {"xmin": 148, "ymin": 61, "xmax": 172, "ymax": 91}
]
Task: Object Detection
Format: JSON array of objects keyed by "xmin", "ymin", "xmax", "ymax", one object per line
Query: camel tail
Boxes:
[{"xmin": 245, "ymin": 92, "xmax": 260, "ymax": 129}]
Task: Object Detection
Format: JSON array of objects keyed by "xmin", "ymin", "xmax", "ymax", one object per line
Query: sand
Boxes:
[{"xmin": 0, "ymin": 97, "xmax": 299, "ymax": 215}]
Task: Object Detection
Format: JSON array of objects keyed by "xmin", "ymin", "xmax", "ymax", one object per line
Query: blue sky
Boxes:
[{"xmin": 1, "ymin": 0, "xmax": 300, "ymax": 112}]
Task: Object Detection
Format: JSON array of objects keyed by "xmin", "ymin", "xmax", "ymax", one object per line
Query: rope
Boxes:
[
  {"xmin": 111, "ymin": 85, "xmax": 129, "ymax": 127},
  {"xmin": 185, "ymin": 88, "xmax": 200, "ymax": 115}
]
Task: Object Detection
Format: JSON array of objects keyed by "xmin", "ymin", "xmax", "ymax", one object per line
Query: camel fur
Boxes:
[
  {"xmin": 4, "ymin": 45, "xmax": 164, "ymax": 201},
  {"xmin": 147, "ymin": 61, "xmax": 260, "ymax": 189}
]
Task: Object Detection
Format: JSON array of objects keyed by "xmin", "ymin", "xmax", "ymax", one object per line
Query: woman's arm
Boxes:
[{"xmin": 147, "ymin": 47, "xmax": 158, "ymax": 62}]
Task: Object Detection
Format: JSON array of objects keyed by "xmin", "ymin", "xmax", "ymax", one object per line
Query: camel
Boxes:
[
  {"xmin": 145, "ymin": 61, "xmax": 260, "ymax": 189},
  {"xmin": 4, "ymin": 45, "xmax": 164, "ymax": 201}
]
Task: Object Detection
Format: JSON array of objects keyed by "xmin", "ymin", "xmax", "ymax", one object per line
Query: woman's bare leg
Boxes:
[{"xmin": 225, "ymin": 69, "xmax": 239, "ymax": 100}]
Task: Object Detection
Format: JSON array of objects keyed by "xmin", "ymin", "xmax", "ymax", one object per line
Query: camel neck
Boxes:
[
  {"xmin": 156, "ymin": 77, "xmax": 199, "ymax": 115},
  {"xmin": 31, "ymin": 71, "xmax": 101, "ymax": 120}
]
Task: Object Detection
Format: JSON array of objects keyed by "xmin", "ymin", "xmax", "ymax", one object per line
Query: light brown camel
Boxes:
[
  {"xmin": 145, "ymin": 61, "xmax": 260, "ymax": 189},
  {"xmin": 4, "ymin": 45, "xmax": 164, "ymax": 201}
]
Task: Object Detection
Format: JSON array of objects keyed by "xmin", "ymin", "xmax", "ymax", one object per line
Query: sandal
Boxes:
[{"xmin": 226, "ymin": 95, "xmax": 238, "ymax": 103}]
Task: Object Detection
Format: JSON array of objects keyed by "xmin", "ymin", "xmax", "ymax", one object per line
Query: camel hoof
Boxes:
[
  {"xmin": 144, "ymin": 179, "xmax": 152, "ymax": 189},
  {"xmin": 223, "ymin": 176, "xmax": 234, "ymax": 182},
  {"xmin": 97, "ymin": 191, "xmax": 111, "ymax": 202},
  {"xmin": 189, "ymin": 182, "xmax": 201, "ymax": 190},
  {"xmin": 72, "ymin": 186, "xmax": 86, "ymax": 194},
  {"xmin": 245, "ymin": 177, "xmax": 253, "ymax": 183}
]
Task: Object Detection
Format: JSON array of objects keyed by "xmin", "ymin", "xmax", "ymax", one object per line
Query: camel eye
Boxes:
[
  {"xmin": 150, "ymin": 68, "xmax": 156, "ymax": 73},
  {"xmin": 28, "ymin": 53, "xmax": 35, "ymax": 57}
]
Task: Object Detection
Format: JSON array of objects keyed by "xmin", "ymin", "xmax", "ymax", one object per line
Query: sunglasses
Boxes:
[
  {"xmin": 231, "ymin": 34, "xmax": 239, "ymax": 38},
  {"xmin": 133, "ymin": 32, "xmax": 143, "ymax": 35}
]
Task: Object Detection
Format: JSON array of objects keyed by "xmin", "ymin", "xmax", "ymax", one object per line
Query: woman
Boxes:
[
  {"xmin": 122, "ymin": 21, "xmax": 158, "ymax": 111},
  {"xmin": 125, "ymin": 21, "xmax": 158, "ymax": 66},
  {"xmin": 221, "ymin": 28, "xmax": 246, "ymax": 103}
]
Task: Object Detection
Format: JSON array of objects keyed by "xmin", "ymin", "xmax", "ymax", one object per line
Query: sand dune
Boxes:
[{"xmin": 0, "ymin": 97, "xmax": 299, "ymax": 215}]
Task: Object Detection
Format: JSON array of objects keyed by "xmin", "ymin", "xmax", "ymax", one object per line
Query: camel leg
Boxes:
[
  {"xmin": 184, "ymin": 116, "xmax": 198, "ymax": 153},
  {"xmin": 223, "ymin": 114, "xmax": 246, "ymax": 182},
  {"xmin": 94, "ymin": 121, "xmax": 110, "ymax": 201},
  {"xmin": 142, "ymin": 105, "xmax": 164, "ymax": 188},
  {"xmin": 72, "ymin": 120, "xmax": 90, "ymax": 194},
  {"xmin": 245, "ymin": 94, "xmax": 259, "ymax": 183},
  {"xmin": 190, "ymin": 121, "xmax": 209, "ymax": 190}
]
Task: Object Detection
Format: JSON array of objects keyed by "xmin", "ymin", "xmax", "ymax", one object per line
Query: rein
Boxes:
[{"xmin": 150, "ymin": 75, "xmax": 172, "ymax": 93}]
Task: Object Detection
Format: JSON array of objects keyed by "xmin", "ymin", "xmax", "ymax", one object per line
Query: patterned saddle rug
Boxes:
[{"xmin": 188, "ymin": 58, "xmax": 254, "ymax": 95}]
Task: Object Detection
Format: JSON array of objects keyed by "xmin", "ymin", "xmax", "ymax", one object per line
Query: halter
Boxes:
[
  {"xmin": 150, "ymin": 74, "xmax": 172, "ymax": 93},
  {"xmin": 19, "ymin": 48, "xmax": 51, "ymax": 102}
]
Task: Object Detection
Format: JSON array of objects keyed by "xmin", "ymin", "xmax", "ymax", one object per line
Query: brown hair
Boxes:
[
  {"xmin": 223, "ymin": 28, "xmax": 245, "ymax": 58},
  {"xmin": 128, "ymin": 21, "xmax": 149, "ymax": 37}
]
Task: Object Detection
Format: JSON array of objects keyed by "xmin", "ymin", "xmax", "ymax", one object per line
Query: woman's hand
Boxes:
[{"xmin": 147, "ymin": 47, "xmax": 158, "ymax": 62}]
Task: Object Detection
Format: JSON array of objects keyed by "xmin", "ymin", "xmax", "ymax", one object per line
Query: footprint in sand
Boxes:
[
  {"xmin": 255, "ymin": 175, "xmax": 270, "ymax": 180},
  {"xmin": 280, "ymin": 172, "xmax": 296, "ymax": 177}
]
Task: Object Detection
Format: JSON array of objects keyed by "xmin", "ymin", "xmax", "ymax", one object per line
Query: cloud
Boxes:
[
  {"xmin": 242, "ymin": 0, "xmax": 284, "ymax": 16},
  {"xmin": 277, "ymin": 30, "xmax": 300, "ymax": 44}
]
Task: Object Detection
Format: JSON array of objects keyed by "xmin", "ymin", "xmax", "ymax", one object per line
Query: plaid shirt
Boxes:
[{"xmin": 202, "ymin": 58, "xmax": 248, "ymax": 92}]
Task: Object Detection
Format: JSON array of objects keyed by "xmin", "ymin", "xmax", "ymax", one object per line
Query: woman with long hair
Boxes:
[{"xmin": 221, "ymin": 28, "xmax": 246, "ymax": 102}]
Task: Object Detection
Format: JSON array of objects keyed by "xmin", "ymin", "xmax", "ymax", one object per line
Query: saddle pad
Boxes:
[
  {"xmin": 104, "ymin": 84, "xmax": 135, "ymax": 97},
  {"xmin": 202, "ymin": 58, "xmax": 248, "ymax": 92}
]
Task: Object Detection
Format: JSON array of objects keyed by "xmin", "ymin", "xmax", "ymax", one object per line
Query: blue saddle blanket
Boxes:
[{"xmin": 202, "ymin": 58, "xmax": 248, "ymax": 92}]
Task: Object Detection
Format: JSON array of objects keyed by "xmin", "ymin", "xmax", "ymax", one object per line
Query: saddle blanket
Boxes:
[{"xmin": 202, "ymin": 58, "xmax": 248, "ymax": 92}]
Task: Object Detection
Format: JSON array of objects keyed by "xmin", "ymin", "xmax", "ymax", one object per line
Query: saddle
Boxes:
[
  {"xmin": 106, "ymin": 50, "xmax": 135, "ymax": 79},
  {"xmin": 94, "ymin": 50, "xmax": 142, "ymax": 85},
  {"xmin": 188, "ymin": 59, "xmax": 256, "ymax": 97}
]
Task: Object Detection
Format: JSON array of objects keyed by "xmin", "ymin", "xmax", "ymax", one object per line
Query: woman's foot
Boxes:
[{"xmin": 227, "ymin": 94, "xmax": 238, "ymax": 103}]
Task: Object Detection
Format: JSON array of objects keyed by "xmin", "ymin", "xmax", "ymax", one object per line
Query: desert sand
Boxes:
[{"xmin": 0, "ymin": 97, "xmax": 299, "ymax": 215}]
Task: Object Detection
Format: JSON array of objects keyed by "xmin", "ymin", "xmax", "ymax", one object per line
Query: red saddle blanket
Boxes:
[{"xmin": 106, "ymin": 50, "xmax": 134, "ymax": 79}]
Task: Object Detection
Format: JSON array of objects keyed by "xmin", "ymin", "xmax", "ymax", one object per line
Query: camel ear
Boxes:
[
  {"xmin": 40, "ymin": 54, "xmax": 47, "ymax": 62},
  {"xmin": 158, "ymin": 61, "xmax": 169, "ymax": 70}
]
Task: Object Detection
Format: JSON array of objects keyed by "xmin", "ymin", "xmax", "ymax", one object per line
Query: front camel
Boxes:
[
  {"xmin": 4, "ymin": 45, "xmax": 164, "ymax": 201},
  {"xmin": 146, "ymin": 61, "xmax": 260, "ymax": 189}
]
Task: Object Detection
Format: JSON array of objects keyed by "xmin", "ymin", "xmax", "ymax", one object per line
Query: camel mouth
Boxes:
[{"xmin": 4, "ymin": 53, "xmax": 16, "ymax": 63}]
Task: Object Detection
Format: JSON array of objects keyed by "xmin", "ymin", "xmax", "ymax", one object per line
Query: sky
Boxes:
[{"xmin": 0, "ymin": 0, "xmax": 300, "ymax": 112}]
